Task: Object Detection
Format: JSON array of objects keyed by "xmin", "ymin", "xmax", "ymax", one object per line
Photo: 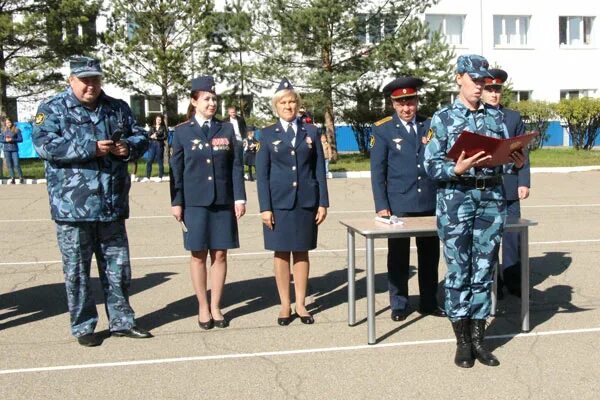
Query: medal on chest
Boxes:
[
  {"xmin": 393, "ymin": 137, "xmax": 402, "ymax": 151},
  {"xmin": 191, "ymin": 138, "xmax": 203, "ymax": 151},
  {"xmin": 211, "ymin": 137, "xmax": 230, "ymax": 151},
  {"xmin": 272, "ymin": 139, "xmax": 282, "ymax": 152}
]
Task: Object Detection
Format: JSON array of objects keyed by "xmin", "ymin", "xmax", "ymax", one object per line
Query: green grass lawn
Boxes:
[{"xmin": 5, "ymin": 147, "xmax": 600, "ymax": 179}]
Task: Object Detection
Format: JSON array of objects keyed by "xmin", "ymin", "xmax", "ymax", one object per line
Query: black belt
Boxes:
[{"xmin": 454, "ymin": 175, "xmax": 502, "ymax": 190}]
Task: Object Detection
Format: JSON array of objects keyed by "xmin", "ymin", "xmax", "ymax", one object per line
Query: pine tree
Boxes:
[
  {"xmin": 246, "ymin": 0, "xmax": 453, "ymax": 160},
  {"xmin": 101, "ymin": 0, "xmax": 215, "ymax": 128},
  {"xmin": 0, "ymin": 0, "xmax": 101, "ymax": 118}
]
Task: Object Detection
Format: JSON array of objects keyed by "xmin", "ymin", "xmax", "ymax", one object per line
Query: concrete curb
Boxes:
[{"xmin": 2, "ymin": 165, "xmax": 600, "ymax": 185}]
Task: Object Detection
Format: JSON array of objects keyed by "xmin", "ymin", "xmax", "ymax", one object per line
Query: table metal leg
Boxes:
[
  {"xmin": 366, "ymin": 236, "xmax": 376, "ymax": 345},
  {"xmin": 491, "ymin": 261, "xmax": 498, "ymax": 317},
  {"xmin": 347, "ymin": 229, "xmax": 356, "ymax": 326},
  {"xmin": 521, "ymin": 227, "xmax": 530, "ymax": 332}
]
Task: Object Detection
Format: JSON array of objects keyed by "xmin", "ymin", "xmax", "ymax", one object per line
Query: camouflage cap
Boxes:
[
  {"xmin": 69, "ymin": 56, "xmax": 103, "ymax": 78},
  {"xmin": 456, "ymin": 54, "xmax": 492, "ymax": 79}
]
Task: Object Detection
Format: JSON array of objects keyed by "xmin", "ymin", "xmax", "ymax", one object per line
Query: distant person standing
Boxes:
[
  {"xmin": 243, "ymin": 126, "xmax": 258, "ymax": 181},
  {"xmin": 32, "ymin": 56, "xmax": 152, "ymax": 347},
  {"xmin": 227, "ymin": 106, "xmax": 247, "ymax": 144},
  {"xmin": 1, "ymin": 117, "xmax": 24, "ymax": 184},
  {"xmin": 143, "ymin": 114, "xmax": 167, "ymax": 181},
  {"xmin": 320, "ymin": 134, "xmax": 332, "ymax": 177},
  {"xmin": 482, "ymin": 68, "xmax": 531, "ymax": 298}
]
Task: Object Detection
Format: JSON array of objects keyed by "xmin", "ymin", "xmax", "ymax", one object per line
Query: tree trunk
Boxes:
[
  {"xmin": 0, "ymin": 48, "xmax": 7, "ymax": 118},
  {"xmin": 321, "ymin": 45, "xmax": 338, "ymax": 161}
]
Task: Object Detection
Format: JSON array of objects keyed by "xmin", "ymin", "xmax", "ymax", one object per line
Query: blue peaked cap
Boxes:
[
  {"xmin": 191, "ymin": 75, "xmax": 216, "ymax": 93},
  {"xmin": 276, "ymin": 77, "xmax": 294, "ymax": 92}
]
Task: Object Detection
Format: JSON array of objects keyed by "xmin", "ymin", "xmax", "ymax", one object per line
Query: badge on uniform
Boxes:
[
  {"xmin": 369, "ymin": 135, "xmax": 375, "ymax": 148},
  {"xmin": 393, "ymin": 137, "xmax": 402, "ymax": 151},
  {"xmin": 211, "ymin": 137, "xmax": 230, "ymax": 151},
  {"xmin": 305, "ymin": 136, "xmax": 313, "ymax": 149},
  {"xmin": 424, "ymin": 128, "xmax": 434, "ymax": 144},
  {"xmin": 35, "ymin": 113, "xmax": 45, "ymax": 126},
  {"xmin": 272, "ymin": 139, "xmax": 282, "ymax": 152},
  {"xmin": 191, "ymin": 138, "xmax": 203, "ymax": 151}
]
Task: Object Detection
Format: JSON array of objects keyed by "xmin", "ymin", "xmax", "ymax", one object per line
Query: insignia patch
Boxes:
[
  {"xmin": 256, "ymin": 142, "xmax": 261, "ymax": 151},
  {"xmin": 35, "ymin": 113, "xmax": 45, "ymax": 125},
  {"xmin": 393, "ymin": 138, "xmax": 402, "ymax": 144},
  {"xmin": 306, "ymin": 136, "xmax": 313, "ymax": 148},
  {"xmin": 369, "ymin": 135, "xmax": 375, "ymax": 148},
  {"xmin": 426, "ymin": 128, "xmax": 434, "ymax": 143}
]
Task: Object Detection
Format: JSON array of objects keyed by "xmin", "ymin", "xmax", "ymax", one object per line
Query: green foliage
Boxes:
[
  {"xmin": 512, "ymin": 100, "xmax": 555, "ymax": 150},
  {"xmin": 0, "ymin": 0, "xmax": 101, "ymax": 117},
  {"xmin": 101, "ymin": 0, "xmax": 214, "ymax": 127},
  {"xmin": 246, "ymin": 0, "xmax": 451, "ymax": 160},
  {"xmin": 553, "ymin": 97, "xmax": 600, "ymax": 150}
]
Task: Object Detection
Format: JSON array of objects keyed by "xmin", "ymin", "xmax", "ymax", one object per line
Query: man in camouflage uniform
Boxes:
[
  {"xmin": 424, "ymin": 55, "xmax": 525, "ymax": 368},
  {"xmin": 32, "ymin": 57, "xmax": 152, "ymax": 347}
]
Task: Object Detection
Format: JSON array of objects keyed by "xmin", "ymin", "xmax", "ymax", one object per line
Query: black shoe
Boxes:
[
  {"xmin": 451, "ymin": 319, "xmax": 474, "ymax": 368},
  {"xmin": 277, "ymin": 316, "xmax": 292, "ymax": 326},
  {"xmin": 112, "ymin": 326, "xmax": 153, "ymax": 338},
  {"xmin": 198, "ymin": 318, "xmax": 214, "ymax": 330},
  {"xmin": 10, "ymin": 178, "xmax": 15, "ymax": 184},
  {"xmin": 77, "ymin": 333, "xmax": 102, "ymax": 347},
  {"xmin": 214, "ymin": 318, "xmax": 229, "ymax": 328},
  {"xmin": 471, "ymin": 319, "xmax": 500, "ymax": 366},
  {"xmin": 297, "ymin": 312, "xmax": 314, "ymax": 325},
  {"xmin": 419, "ymin": 306, "xmax": 446, "ymax": 317},
  {"xmin": 391, "ymin": 307, "xmax": 410, "ymax": 321}
]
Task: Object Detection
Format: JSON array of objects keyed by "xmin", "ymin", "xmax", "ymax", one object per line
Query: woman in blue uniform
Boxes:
[
  {"xmin": 256, "ymin": 78, "xmax": 329, "ymax": 326},
  {"xmin": 170, "ymin": 76, "xmax": 246, "ymax": 330}
]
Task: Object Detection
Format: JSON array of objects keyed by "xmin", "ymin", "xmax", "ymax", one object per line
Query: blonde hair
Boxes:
[{"xmin": 271, "ymin": 89, "xmax": 302, "ymax": 117}]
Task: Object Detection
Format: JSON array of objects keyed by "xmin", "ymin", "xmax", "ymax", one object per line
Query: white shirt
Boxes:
[
  {"xmin": 229, "ymin": 117, "xmax": 242, "ymax": 141},
  {"xmin": 400, "ymin": 117, "xmax": 417, "ymax": 135}
]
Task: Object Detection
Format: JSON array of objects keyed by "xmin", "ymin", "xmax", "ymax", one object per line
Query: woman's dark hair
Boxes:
[{"xmin": 4, "ymin": 117, "xmax": 17, "ymax": 133}]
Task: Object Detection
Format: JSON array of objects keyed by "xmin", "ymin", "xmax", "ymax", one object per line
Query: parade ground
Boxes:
[{"xmin": 1, "ymin": 172, "xmax": 599, "ymax": 399}]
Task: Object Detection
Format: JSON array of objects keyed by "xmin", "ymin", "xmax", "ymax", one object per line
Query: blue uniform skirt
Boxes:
[
  {"xmin": 263, "ymin": 207, "xmax": 318, "ymax": 251},
  {"xmin": 183, "ymin": 205, "xmax": 239, "ymax": 251}
]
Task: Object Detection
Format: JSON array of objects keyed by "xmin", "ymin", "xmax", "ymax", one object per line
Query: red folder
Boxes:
[{"xmin": 447, "ymin": 131, "xmax": 538, "ymax": 167}]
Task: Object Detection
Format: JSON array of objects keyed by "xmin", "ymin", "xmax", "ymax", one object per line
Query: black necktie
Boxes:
[
  {"xmin": 286, "ymin": 123, "xmax": 295, "ymax": 143},
  {"xmin": 202, "ymin": 120, "xmax": 209, "ymax": 136},
  {"xmin": 408, "ymin": 121, "xmax": 416, "ymax": 137}
]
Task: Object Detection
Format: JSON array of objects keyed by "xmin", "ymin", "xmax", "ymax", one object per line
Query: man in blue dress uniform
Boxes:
[
  {"xmin": 482, "ymin": 68, "xmax": 531, "ymax": 298},
  {"xmin": 370, "ymin": 77, "xmax": 443, "ymax": 321},
  {"xmin": 32, "ymin": 57, "xmax": 152, "ymax": 346}
]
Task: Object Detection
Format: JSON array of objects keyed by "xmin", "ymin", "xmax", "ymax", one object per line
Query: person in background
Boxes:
[
  {"xmin": 370, "ymin": 76, "xmax": 443, "ymax": 322},
  {"xmin": 170, "ymin": 76, "xmax": 246, "ymax": 330},
  {"xmin": 227, "ymin": 106, "xmax": 247, "ymax": 145},
  {"xmin": 256, "ymin": 78, "xmax": 329, "ymax": 326},
  {"xmin": 320, "ymin": 134, "xmax": 332, "ymax": 177},
  {"xmin": 482, "ymin": 68, "xmax": 531, "ymax": 299},
  {"xmin": 1, "ymin": 117, "xmax": 24, "ymax": 184},
  {"xmin": 424, "ymin": 54, "xmax": 525, "ymax": 368},
  {"xmin": 243, "ymin": 126, "xmax": 258, "ymax": 182},
  {"xmin": 32, "ymin": 56, "xmax": 152, "ymax": 347},
  {"xmin": 143, "ymin": 114, "xmax": 167, "ymax": 182}
]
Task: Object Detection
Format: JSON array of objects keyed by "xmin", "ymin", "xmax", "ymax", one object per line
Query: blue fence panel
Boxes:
[
  {"xmin": 335, "ymin": 125, "xmax": 360, "ymax": 152},
  {"xmin": 543, "ymin": 121, "xmax": 564, "ymax": 147},
  {"xmin": 14, "ymin": 122, "xmax": 38, "ymax": 159}
]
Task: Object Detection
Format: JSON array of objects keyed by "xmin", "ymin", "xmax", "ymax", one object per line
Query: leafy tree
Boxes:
[
  {"xmin": 0, "ymin": 0, "xmax": 101, "ymax": 118},
  {"xmin": 512, "ymin": 100, "xmax": 555, "ymax": 150},
  {"xmin": 101, "ymin": 0, "xmax": 214, "ymax": 128},
  {"xmin": 554, "ymin": 98, "xmax": 600, "ymax": 150},
  {"xmin": 247, "ymin": 0, "xmax": 451, "ymax": 160}
]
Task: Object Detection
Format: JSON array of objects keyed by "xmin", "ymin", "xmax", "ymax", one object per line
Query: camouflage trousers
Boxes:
[
  {"xmin": 55, "ymin": 220, "xmax": 135, "ymax": 337},
  {"xmin": 436, "ymin": 184, "xmax": 506, "ymax": 321}
]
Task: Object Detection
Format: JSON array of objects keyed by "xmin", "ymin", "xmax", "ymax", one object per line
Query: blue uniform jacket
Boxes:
[
  {"xmin": 169, "ymin": 118, "xmax": 246, "ymax": 207},
  {"xmin": 370, "ymin": 114, "xmax": 436, "ymax": 213},
  {"xmin": 32, "ymin": 88, "xmax": 148, "ymax": 222},
  {"xmin": 256, "ymin": 121, "xmax": 329, "ymax": 211},
  {"xmin": 499, "ymin": 106, "xmax": 530, "ymax": 201},
  {"xmin": 0, "ymin": 128, "xmax": 22, "ymax": 152}
]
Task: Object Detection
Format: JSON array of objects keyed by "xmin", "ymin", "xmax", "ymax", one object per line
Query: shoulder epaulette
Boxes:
[
  {"xmin": 174, "ymin": 120, "xmax": 190, "ymax": 128},
  {"xmin": 374, "ymin": 116, "xmax": 392, "ymax": 127}
]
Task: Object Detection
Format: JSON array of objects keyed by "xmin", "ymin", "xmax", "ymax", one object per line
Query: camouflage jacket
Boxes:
[
  {"xmin": 32, "ymin": 88, "xmax": 148, "ymax": 222},
  {"xmin": 424, "ymin": 98, "xmax": 511, "ymax": 182}
]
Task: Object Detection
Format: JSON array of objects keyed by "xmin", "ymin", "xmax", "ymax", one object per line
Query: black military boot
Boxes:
[
  {"xmin": 451, "ymin": 319, "xmax": 474, "ymax": 368},
  {"xmin": 471, "ymin": 319, "xmax": 500, "ymax": 366}
]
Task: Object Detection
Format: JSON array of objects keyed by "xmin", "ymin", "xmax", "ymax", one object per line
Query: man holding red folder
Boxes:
[{"xmin": 424, "ymin": 55, "xmax": 525, "ymax": 368}]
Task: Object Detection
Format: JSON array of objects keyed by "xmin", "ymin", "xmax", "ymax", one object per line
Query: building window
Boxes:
[
  {"xmin": 560, "ymin": 89, "xmax": 595, "ymax": 99},
  {"xmin": 559, "ymin": 16, "xmax": 594, "ymax": 46},
  {"xmin": 513, "ymin": 91, "xmax": 531, "ymax": 102},
  {"xmin": 493, "ymin": 15, "xmax": 529, "ymax": 46},
  {"xmin": 357, "ymin": 14, "xmax": 397, "ymax": 44},
  {"xmin": 425, "ymin": 14, "xmax": 464, "ymax": 45},
  {"xmin": 147, "ymin": 96, "xmax": 162, "ymax": 113}
]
